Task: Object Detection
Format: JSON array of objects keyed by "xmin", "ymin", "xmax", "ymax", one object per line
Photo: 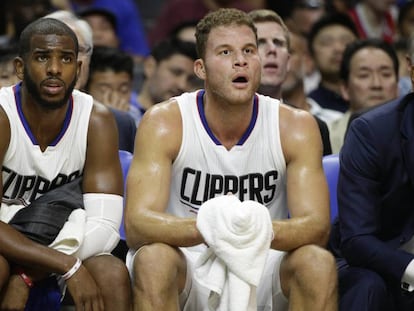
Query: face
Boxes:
[
  {"xmin": 255, "ymin": 21, "xmax": 290, "ymax": 89},
  {"xmin": 83, "ymin": 14, "xmax": 119, "ymax": 48},
  {"xmin": 147, "ymin": 54, "xmax": 196, "ymax": 103},
  {"xmin": 0, "ymin": 59, "xmax": 20, "ymax": 87},
  {"xmin": 17, "ymin": 34, "xmax": 79, "ymax": 109},
  {"xmin": 282, "ymin": 32, "xmax": 308, "ymax": 93},
  {"xmin": 312, "ymin": 25, "xmax": 357, "ymax": 81},
  {"xmin": 87, "ymin": 70, "xmax": 132, "ymax": 106},
  {"xmin": 195, "ymin": 24, "xmax": 261, "ymax": 105},
  {"xmin": 341, "ymin": 47, "xmax": 398, "ymax": 111}
]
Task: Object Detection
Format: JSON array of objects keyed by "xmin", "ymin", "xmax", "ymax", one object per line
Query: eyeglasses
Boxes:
[{"xmin": 79, "ymin": 45, "xmax": 92, "ymax": 55}]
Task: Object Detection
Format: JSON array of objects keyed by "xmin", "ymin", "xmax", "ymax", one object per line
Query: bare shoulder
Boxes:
[
  {"xmin": 89, "ymin": 99, "xmax": 116, "ymax": 127},
  {"xmin": 136, "ymin": 98, "xmax": 182, "ymax": 159},
  {"xmin": 279, "ymin": 103, "xmax": 322, "ymax": 162}
]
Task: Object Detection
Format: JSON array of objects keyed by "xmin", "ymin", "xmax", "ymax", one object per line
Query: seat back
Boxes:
[
  {"xmin": 322, "ymin": 154, "xmax": 340, "ymax": 222},
  {"xmin": 118, "ymin": 150, "xmax": 133, "ymax": 240}
]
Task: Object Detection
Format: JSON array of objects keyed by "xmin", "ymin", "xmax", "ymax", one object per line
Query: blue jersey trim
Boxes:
[
  {"xmin": 14, "ymin": 82, "xmax": 73, "ymax": 147},
  {"xmin": 196, "ymin": 90, "xmax": 258, "ymax": 146}
]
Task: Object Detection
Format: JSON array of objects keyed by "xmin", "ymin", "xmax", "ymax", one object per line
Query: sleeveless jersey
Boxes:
[
  {"xmin": 0, "ymin": 83, "xmax": 93, "ymax": 205},
  {"xmin": 168, "ymin": 90, "xmax": 288, "ymax": 220}
]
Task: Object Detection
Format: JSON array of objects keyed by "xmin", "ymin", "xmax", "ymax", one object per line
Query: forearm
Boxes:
[
  {"xmin": 126, "ymin": 209, "xmax": 203, "ymax": 250},
  {"xmin": 342, "ymin": 235, "xmax": 413, "ymax": 281},
  {"xmin": 0, "ymin": 222, "xmax": 78, "ymax": 275},
  {"xmin": 270, "ymin": 215, "xmax": 330, "ymax": 251}
]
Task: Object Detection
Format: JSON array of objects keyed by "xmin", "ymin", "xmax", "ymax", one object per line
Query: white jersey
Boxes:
[
  {"xmin": 0, "ymin": 83, "xmax": 93, "ymax": 205},
  {"xmin": 168, "ymin": 90, "xmax": 288, "ymax": 220}
]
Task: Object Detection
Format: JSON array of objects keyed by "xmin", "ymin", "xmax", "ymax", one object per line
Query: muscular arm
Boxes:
[
  {"xmin": 125, "ymin": 101, "xmax": 203, "ymax": 250},
  {"xmin": 82, "ymin": 102, "xmax": 123, "ymax": 195},
  {"xmin": 76, "ymin": 102, "xmax": 124, "ymax": 259},
  {"xmin": 271, "ymin": 105, "xmax": 330, "ymax": 251}
]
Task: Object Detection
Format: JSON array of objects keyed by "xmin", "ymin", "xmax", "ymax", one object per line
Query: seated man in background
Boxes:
[
  {"xmin": 135, "ymin": 37, "xmax": 200, "ymax": 123},
  {"xmin": 0, "ymin": 46, "xmax": 20, "ymax": 88},
  {"xmin": 249, "ymin": 9, "xmax": 333, "ymax": 156},
  {"xmin": 0, "ymin": 17, "xmax": 131, "ymax": 310},
  {"xmin": 328, "ymin": 38, "xmax": 400, "ymax": 153},
  {"xmin": 329, "ymin": 30, "xmax": 414, "ymax": 311}
]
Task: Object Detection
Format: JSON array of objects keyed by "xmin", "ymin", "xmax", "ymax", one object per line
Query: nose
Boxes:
[
  {"xmin": 47, "ymin": 56, "xmax": 62, "ymax": 76},
  {"xmin": 233, "ymin": 51, "xmax": 247, "ymax": 68}
]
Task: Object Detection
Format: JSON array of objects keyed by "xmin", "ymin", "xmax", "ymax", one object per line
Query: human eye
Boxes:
[
  {"xmin": 62, "ymin": 54, "xmax": 74, "ymax": 63},
  {"xmin": 220, "ymin": 49, "xmax": 231, "ymax": 56},
  {"xmin": 35, "ymin": 54, "xmax": 48, "ymax": 62},
  {"xmin": 273, "ymin": 39, "xmax": 286, "ymax": 48}
]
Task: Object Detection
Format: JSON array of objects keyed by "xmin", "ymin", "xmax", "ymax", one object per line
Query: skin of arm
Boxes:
[
  {"xmin": 0, "ymin": 106, "xmax": 104, "ymax": 310},
  {"xmin": 125, "ymin": 99, "xmax": 203, "ymax": 250},
  {"xmin": 82, "ymin": 101, "xmax": 123, "ymax": 196},
  {"xmin": 271, "ymin": 104, "xmax": 331, "ymax": 251}
]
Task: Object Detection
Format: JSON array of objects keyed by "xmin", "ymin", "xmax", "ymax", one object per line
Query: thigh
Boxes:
[{"xmin": 337, "ymin": 259, "xmax": 395, "ymax": 311}]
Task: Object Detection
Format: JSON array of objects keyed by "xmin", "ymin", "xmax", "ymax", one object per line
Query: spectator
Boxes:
[
  {"xmin": 85, "ymin": 46, "xmax": 139, "ymax": 125},
  {"xmin": 0, "ymin": 17, "xmax": 131, "ymax": 310},
  {"xmin": 328, "ymin": 38, "xmax": 399, "ymax": 153},
  {"xmin": 282, "ymin": 30, "xmax": 343, "ymax": 124},
  {"xmin": 0, "ymin": 45, "xmax": 20, "ymax": 88},
  {"xmin": 308, "ymin": 13, "xmax": 359, "ymax": 113},
  {"xmin": 249, "ymin": 9, "xmax": 334, "ymax": 155},
  {"xmin": 125, "ymin": 8, "xmax": 337, "ymax": 311},
  {"xmin": 328, "ymin": 30, "xmax": 414, "ymax": 311},
  {"xmin": 348, "ymin": 0, "xmax": 398, "ymax": 43},
  {"xmin": 67, "ymin": 0, "xmax": 149, "ymax": 60},
  {"xmin": 135, "ymin": 37, "xmax": 199, "ymax": 117},
  {"xmin": 78, "ymin": 7, "xmax": 119, "ymax": 50}
]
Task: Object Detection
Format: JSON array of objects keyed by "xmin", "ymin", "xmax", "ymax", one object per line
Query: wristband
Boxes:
[
  {"xmin": 62, "ymin": 258, "xmax": 82, "ymax": 281},
  {"xmin": 15, "ymin": 268, "xmax": 34, "ymax": 288}
]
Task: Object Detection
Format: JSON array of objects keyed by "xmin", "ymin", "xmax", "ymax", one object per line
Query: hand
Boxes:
[
  {"xmin": 0, "ymin": 274, "xmax": 30, "ymax": 311},
  {"xmin": 101, "ymin": 90, "xmax": 130, "ymax": 112},
  {"xmin": 65, "ymin": 264, "xmax": 104, "ymax": 311}
]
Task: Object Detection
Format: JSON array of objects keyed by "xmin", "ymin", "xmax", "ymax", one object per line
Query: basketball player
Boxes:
[
  {"xmin": 0, "ymin": 18, "xmax": 131, "ymax": 310},
  {"xmin": 125, "ymin": 8, "xmax": 337, "ymax": 311}
]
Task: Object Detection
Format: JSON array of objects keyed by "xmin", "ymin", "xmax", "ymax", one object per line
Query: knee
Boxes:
[
  {"xmin": 285, "ymin": 245, "xmax": 337, "ymax": 288},
  {"xmin": 132, "ymin": 243, "xmax": 184, "ymax": 284},
  {"xmin": 87, "ymin": 255, "xmax": 131, "ymax": 289}
]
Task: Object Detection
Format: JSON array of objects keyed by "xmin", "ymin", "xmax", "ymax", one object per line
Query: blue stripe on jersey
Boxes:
[
  {"xmin": 196, "ymin": 89, "xmax": 259, "ymax": 146},
  {"xmin": 13, "ymin": 82, "xmax": 74, "ymax": 147}
]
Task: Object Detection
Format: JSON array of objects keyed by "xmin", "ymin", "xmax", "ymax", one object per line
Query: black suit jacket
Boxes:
[{"xmin": 330, "ymin": 93, "xmax": 414, "ymax": 282}]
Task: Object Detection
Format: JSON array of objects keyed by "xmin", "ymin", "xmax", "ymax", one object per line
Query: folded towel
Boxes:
[
  {"xmin": 49, "ymin": 209, "xmax": 86, "ymax": 255},
  {"xmin": 194, "ymin": 195, "xmax": 273, "ymax": 311}
]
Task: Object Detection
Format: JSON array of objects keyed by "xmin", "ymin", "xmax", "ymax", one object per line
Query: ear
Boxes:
[
  {"xmin": 14, "ymin": 57, "xmax": 24, "ymax": 80},
  {"xmin": 194, "ymin": 59, "xmax": 206, "ymax": 80},
  {"xmin": 143, "ymin": 56, "xmax": 157, "ymax": 78},
  {"xmin": 340, "ymin": 82, "xmax": 349, "ymax": 102}
]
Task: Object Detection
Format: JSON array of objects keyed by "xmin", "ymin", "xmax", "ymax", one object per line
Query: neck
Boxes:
[
  {"xmin": 137, "ymin": 84, "xmax": 154, "ymax": 110},
  {"xmin": 258, "ymin": 84, "xmax": 281, "ymax": 99},
  {"xmin": 202, "ymin": 91, "xmax": 254, "ymax": 150},
  {"xmin": 282, "ymin": 84, "xmax": 310, "ymax": 111}
]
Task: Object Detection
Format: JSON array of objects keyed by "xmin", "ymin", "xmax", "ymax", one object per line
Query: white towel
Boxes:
[
  {"xmin": 194, "ymin": 195, "xmax": 273, "ymax": 311},
  {"xmin": 49, "ymin": 209, "xmax": 86, "ymax": 255}
]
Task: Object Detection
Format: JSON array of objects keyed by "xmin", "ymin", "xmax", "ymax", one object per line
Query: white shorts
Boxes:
[{"xmin": 126, "ymin": 246, "xmax": 289, "ymax": 311}]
